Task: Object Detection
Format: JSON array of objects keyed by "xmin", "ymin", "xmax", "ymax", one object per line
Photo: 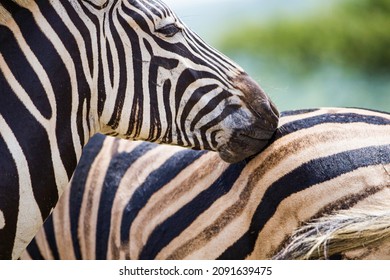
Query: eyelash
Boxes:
[{"xmin": 156, "ymin": 23, "xmax": 181, "ymax": 37}]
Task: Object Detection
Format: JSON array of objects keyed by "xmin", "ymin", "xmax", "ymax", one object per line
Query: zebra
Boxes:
[
  {"xmin": 21, "ymin": 107, "xmax": 390, "ymax": 260},
  {"xmin": 0, "ymin": 0, "xmax": 279, "ymax": 259}
]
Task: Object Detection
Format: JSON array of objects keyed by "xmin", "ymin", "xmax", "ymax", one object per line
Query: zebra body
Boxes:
[
  {"xmin": 0, "ymin": 0, "xmax": 278, "ymax": 259},
  {"xmin": 23, "ymin": 108, "xmax": 390, "ymax": 259}
]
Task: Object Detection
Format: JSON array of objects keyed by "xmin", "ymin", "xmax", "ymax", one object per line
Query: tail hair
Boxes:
[{"xmin": 274, "ymin": 201, "xmax": 390, "ymax": 260}]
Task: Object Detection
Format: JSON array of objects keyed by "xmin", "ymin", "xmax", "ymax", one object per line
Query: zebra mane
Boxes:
[{"xmin": 274, "ymin": 198, "xmax": 390, "ymax": 260}]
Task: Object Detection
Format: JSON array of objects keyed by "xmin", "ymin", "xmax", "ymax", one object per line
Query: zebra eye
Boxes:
[{"xmin": 156, "ymin": 23, "xmax": 181, "ymax": 38}]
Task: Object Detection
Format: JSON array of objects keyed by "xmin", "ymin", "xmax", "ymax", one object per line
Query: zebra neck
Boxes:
[{"xmin": 0, "ymin": 0, "xmax": 98, "ymax": 259}]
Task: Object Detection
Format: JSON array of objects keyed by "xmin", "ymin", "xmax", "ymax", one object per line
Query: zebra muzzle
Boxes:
[{"xmin": 218, "ymin": 74, "xmax": 279, "ymax": 163}]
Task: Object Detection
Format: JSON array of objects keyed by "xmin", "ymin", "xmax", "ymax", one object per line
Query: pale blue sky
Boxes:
[
  {"xmin": 162, "ymin": 0, "xmax": 335, "ymax": 43},
  {"xmin": 160, "ymin": 1, "xmax": 390, "ymax": 111}
]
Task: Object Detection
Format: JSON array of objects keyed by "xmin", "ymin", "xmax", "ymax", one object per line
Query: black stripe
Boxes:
[
  {"xmin": 139, "ymin": 161, "xmax": 247, "ymax": 259},
  {"xmin": 0, "ymin": 23, "xmax": 52, "ymax": 120},
  {"xmin": 218, "ymin": 144, "xmax": 390, "ymax": 259},
  {"xmin": 26, "ymin": 136, "xmax": 107, "ymax": 261},
  {"xmin": 117, "ymin": 13, "xmax": 144, "ymax": 138},
  {"xmin": 144, "ymin": 38, "xmax": 179, "ymax": 141},
  {"xmin": 4, "ymin": 0, "xmax": 87, "ymax": 177},
  {"xmin": 95, "ymin": 142, "xmax": 157, "ymax": 259},
  {"xmin": 155, "ymin": 1, "xmax": 169, "ymax": 18},
  {"xmin": 126, "ymin": 0, "xmax": 155, "ymax": 24},
  {"xmin": 68, "ymin": 134, "xmax": 106, "ymax": 260},
  {"xmin": 83, "ymin": 0, "xmax": 108, "ymax": 10},
  {"xmin": 0, "ymin": 136, "xmax": 19, "ymax": 259},
  {"xmin": 60, "ymin": 0, "xmax": 100, "ymax": 128},
  {"xmin": 174, "ymin": 69, "xmax": 223, "ymax": 146},
  {"xmin": 106, "ymin": 5, "xmax": 129, "ymax": 130},
  {"xmin": 34, "ymin": 1, "xmax": 87, "ymax": 177},
  {"xmin": 119, "ymin": 149, "xmax": 207, "ymax": 252},
  {"xmin": 173, "ymin": 68, "xmax": 203, "ymax": 146},
  {"xmin": 275, "ymin": 112, "xmax": 390, "ymax": 139},
  {"xmin": 59, "ymin": 0, "xmax": 95, "ymax": 78},
  {"xmin": 143, "ymin": 1, "xmax": 163, "ymax": 18},
  {"xmin": 183, "ymin": 28, "xmax": 236, "ymax": 77},
  {"xmin": 105, "ymin": 38, "xmax": 115, "ymax": 90},
  {"xmin": 0, "ymin": 0, "xmax": 23, "ymax": 13},
  {"xmin": 0, "ymin": 69, "xmax": 58, "ymax": 222},
  {"xmin": 184, "ymin": 26, "xmax": 237, "ymax": 71},
  {"xmin": 189, "ymin": 89, "xmax": 233, "ymax": 132},
  {"xmin": 122, "ymin": 4, "xmax": 231, "ymax": 81},
  {"xmin": 280, "ymin": 109, "xmax": 319, "ymax": 117},
  {"xmin": 42, "ymin": 214, "xmax": 60, "ymax": 260},
  {"xmin": 25, "ymin": 239, "xmax": 44, "ymax": 260},
  {"xmin": 96, "ymin": 8, "xmax": 106, "ymax": 118},
  {"xmin": 181, "ymin": 85, "xmax": 219, "ymax": 131},
  {"xmin": 162, "ymin": 79, "xmax": 173, "ymax": 143},
  {"xmin": 192, "ymin": 134, "xmax": 201, "ymax": 151},
  {"xmin": 75, "ymin": 0, "xmax": 102, "ymax": 24},
  {"xmin": 198, "ymin": 104, "xmax": 242, "ymax": 150},
  {"xmin": 179, "ymin": 84, "xmax": 220, "ymax": 144}
]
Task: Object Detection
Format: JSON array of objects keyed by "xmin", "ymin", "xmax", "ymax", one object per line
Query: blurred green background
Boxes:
[{"xmin": 166, "ymin": 0, "xmax": 390, "ymax": 112}]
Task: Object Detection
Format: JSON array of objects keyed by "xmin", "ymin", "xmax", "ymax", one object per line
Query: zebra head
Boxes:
[{"xmin": 92, "ymin": 0, "xmax": 279, "ymax": 162}]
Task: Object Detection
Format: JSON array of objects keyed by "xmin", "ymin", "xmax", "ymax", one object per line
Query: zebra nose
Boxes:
[
  {"xmin": 233, "ymin": 72, "xmax": 279, "ymax": 132},
  {"xmin": 217, "ymin": 73, "xmax": 279, "ymax": 163},
  {"xmin": 249, "ymin": 98, "xmax": 280, "ymax": 132}
]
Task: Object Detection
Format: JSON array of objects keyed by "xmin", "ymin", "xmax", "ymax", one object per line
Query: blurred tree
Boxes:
[{"xmin": 219, "ymin": 0, "xmax": 390, "ymax": 76}]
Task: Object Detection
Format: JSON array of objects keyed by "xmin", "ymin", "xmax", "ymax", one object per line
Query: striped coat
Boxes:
[
  {"xmin": 23, "ymin": 107, "xmax": 390, "ymax": 259},
  {"xmin": 0, "ymin": 0, "xmax": 278, "ymax": 259}
]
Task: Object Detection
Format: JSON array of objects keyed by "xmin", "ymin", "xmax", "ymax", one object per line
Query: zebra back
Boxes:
[{"xmin": 23, "ymin": 107, "xmax": 390, "ymax": 259}]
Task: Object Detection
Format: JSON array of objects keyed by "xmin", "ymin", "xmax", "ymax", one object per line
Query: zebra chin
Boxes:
[
  {"xmin": 217, "ymin": 132, "xmax": 275, "ymax": 163},
  {"xmin": 210, "ymin": 110, "xmax": 278, "ymax": 163},
  {"xmin": 216, "ymin": 114, "xmax": 279, "ymax": 163},
  {"xmin": 215, "ymin": 114, "xmax": 279, "ymax": 163}
]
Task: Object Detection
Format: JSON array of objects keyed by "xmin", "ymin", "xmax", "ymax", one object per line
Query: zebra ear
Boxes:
[{"xmin": 83, "ymin": 0, "xmax": 109, "ymax": 9}]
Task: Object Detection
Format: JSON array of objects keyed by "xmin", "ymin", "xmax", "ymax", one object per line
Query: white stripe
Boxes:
[
  {"xmin": 51, "ymin": 0, "xmax": 101, "ymax": 134},
  {"xmin": 132, "ymin": 151, "xmax": 228, "ymax": 259},
  {"xmin": 0, "ymin": 210, "xmax": 5, "ymax": 230},
  {"xmin": 0, "ymin": 12, "xmax": 70, "ymax": 197},
  {"xmin": 109, "ymin": 143, "xmax": 182, "ymax": 259},
  {"xmin": 279, "ymin": 107, "xmax": 390, "ymax": 127},
  {"xmin": 33, "ymin": 222, "xmax": 55, "ymax": 260},
  {"xmin": 251, "ymin": 164, "xmax": 390, "ymax": 259},
  {"xmin": 0, "ymin": 54, "xmax": 49, "ymax": 126},
  {"xmin": 158, "ymin": 122, "xmax": 390, "ymax": 259},
  {"xmin": 114, "ymin": 6, "xmax": 136, "ymax": 136},
  {"xmin": 52, "ymin": 176, "xmax": 75, "ymax": 260},
  {"xmin": 21, "ymin": 1, "xmax": 83, "ymax": 166},
  {"xmin": 101, "ymin": 8, "xmax": 122, "ymax": 123},
  {"xmin": 0, "ymin": 115, "xmax": 42, "ymax": 260}
]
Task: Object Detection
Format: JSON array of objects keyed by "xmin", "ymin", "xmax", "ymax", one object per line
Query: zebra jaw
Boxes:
[
  {"xmin": 217, "ymin": 134, "xmax": 273, "ymax": 163},
  {"xmin": 217, "ymin": 74, "xmax": 279, "ymax": 163},
  {"xmin": 215, "ymin": 114, "xmax": 278, "ymax": 163}
]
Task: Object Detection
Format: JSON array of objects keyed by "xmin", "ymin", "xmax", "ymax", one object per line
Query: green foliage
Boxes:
[{"xmin": 219, "ymin": 0, "xmax": 390, "ymax": 76}]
